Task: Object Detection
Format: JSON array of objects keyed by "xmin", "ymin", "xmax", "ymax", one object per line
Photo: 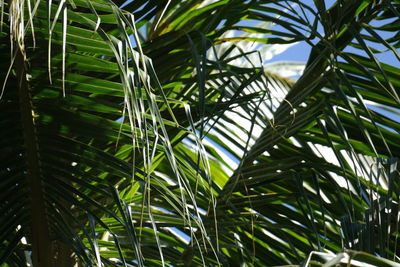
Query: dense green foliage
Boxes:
[{"xmin": 1, "ymin": 0, "xmax": 400, "ymax": 266}]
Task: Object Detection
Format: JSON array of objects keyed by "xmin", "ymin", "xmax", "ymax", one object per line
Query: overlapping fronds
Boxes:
[{"xmin": 1, "ymin": 0, "xmax": 400, "ymax": 266}]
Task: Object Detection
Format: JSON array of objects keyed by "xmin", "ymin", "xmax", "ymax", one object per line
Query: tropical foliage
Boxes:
[{"xmin": 1, "ymin": 0, "xmax": 400, "ymax": 266}]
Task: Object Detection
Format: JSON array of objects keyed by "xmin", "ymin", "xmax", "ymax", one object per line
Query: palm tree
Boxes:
[{"xmin": 1, "ymin": 0, "xmax": 400, "ymax": 266}]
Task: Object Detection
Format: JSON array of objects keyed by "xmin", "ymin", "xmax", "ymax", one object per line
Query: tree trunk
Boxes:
[{"xmin": 15, "ymin": 34, "xmax": 52, "ymax": 267}]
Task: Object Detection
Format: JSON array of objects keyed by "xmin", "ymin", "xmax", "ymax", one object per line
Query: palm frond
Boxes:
[{"xmin": 1, "ymin": 0, "xmax": 400, "ymax": 266}]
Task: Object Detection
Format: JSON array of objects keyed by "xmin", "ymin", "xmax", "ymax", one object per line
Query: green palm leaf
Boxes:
[{"xmin": 1, "ymin": 0, "xmax": 400, "ymax": 266}]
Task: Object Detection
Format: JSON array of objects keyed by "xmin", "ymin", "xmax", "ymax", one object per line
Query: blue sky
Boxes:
[
  {"xmin": 262, "ymin": 1, "xmax": 400, "ymax": 124},
  {"xmin": 265, "ymin": 1, "xmax": 399, "ymax": 68},
  {"xmin": 269, "ymin": 25, "xmax": 399, "ymax": 68}
]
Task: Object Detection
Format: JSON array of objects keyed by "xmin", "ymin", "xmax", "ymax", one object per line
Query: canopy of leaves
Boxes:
[{"xmin": 0, "ymin": 0, "xmax": 400, "ymax": 266}]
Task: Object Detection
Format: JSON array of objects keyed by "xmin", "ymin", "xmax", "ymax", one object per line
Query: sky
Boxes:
[
  {"xmin": 262, "ymin": 1, "xmax": 400, "ymax": 124},
  {"xmin": 269, "ymin": 22, "xmax": 399, "ymax": 68}
]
